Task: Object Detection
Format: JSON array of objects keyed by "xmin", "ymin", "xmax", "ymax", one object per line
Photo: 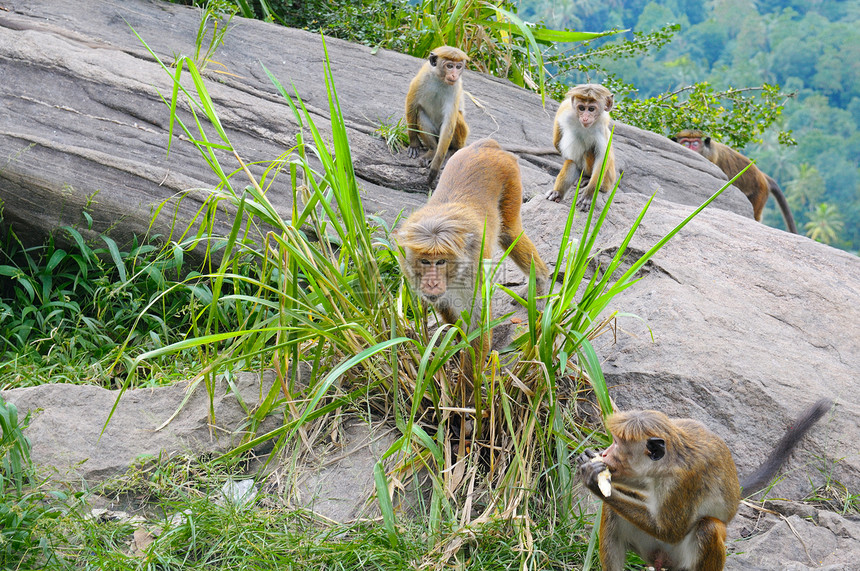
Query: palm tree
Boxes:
[
  {"xmin": 785, "ymin": 163, "xmax": 824, "ymax": 213},
  {"xmin": 804, "ymin": 203, "xmax": 844, "ymax": 245}
]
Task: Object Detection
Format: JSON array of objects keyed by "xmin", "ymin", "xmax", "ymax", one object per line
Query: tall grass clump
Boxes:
[{"xmin": 120, "ymin": 26, "xmax": 739, "ymax": 568}]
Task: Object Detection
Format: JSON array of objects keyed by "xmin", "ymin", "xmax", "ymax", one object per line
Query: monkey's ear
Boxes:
[
  {"xmin": 646, "ymin": 438, "xmax": 665, "ymax": 461},
  {"xmin": 669, "ymin": 136, "xmax": 677, "ymax": 142},
  {"xmin": 604, "ymin": 95, "xmax": 614, "ymax": 112},
  {"xmin": 704, "ymin": 137, "xmax": 712, "ymax": 146},
  {"xmin": 428, "ymin": 52, "xmax": 438, "ymax": 67}
]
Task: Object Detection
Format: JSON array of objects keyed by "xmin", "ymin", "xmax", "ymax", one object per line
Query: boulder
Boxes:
[
  {"xmin": 0, "ymin": 0, "xmax": 749, "ymax": 253},
  {"xmin": 1, "ymin": 372, "xmax": 283, "ymax": 483},
  {"xmin": 511, "ymin": 193, "xmax": 859, "ymax": 500}
]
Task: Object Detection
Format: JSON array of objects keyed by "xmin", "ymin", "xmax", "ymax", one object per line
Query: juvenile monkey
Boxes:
[
  {"xmin": 547, "ymin": 83, "xmax": 617, "ymax": 210},
  {"xmin": 578, "ymin": 398, "xmax": 832, "ymax": 571},
  {"xmin": 672, "ymin": 130, "xmax": 798, "ymax": 234},
  {"xmin": 405, "ymin": 46, "xmax": 470, "ymax": 187},
  {"xmin": 396, "ymin": 139, "xmax": 550, "ymax": 375}
]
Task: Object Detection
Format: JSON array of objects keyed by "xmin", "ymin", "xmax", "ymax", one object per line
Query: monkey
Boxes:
[
  {"xmin": 405, "ymin": 45, "xmax": 470, "ymax": 188},
  {"xmin": 672, "ymin": 130, "xmax": 798, "ymax": 234},
  {"xmin": 395, "ymin": 138, "xmax": 550, "ymax": 376},
  {"xmin": 577, "ymin": 398, "xmax": 832, "ymax": 571},
  {"xmin": 546, "ymin": 84, "xmax": 618, "ymax": 210}
]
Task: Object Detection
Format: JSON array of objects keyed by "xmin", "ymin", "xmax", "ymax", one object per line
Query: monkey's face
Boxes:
[
  {"xmin": 413, "ymin": 256, "xmax": 451, "ymax": 301},
  {"xmin": 601, "ymin": 436, "xmax": 667, "ymax": 481},
  {"xmin": 676, "ymin": 137, "xmax": 704, "ymax": 154},
  {"xmin": 438, "ymin": 59, "xmax": 465, "ymax": 85},
  {"xmin": 575, "ymin": 99, "xmax": 602, "ymax": 129}
]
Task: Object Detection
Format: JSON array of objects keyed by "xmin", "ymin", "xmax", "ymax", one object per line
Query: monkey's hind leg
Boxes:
[
  {"xmin": 693, "ymin": 517, "xmax": 727, "ymax": 571},
  {"xmin": 415, "ymin": 109, "xmax": 440, "ymax": 165},
  {"xmin": 452, "ymin": 110, "xmax": 469, "ymax": 151}
]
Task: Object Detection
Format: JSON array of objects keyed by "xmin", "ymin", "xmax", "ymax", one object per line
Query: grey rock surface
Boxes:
[
  {"xmin": 1, "ymin": 371, "xmax": 283, "ymax": 483},
  {"xmin": 0, "ymin": 0, "xmax": 749, "ymax": 253},
  {"xmin": 726, "ymin": 501, "xmax": 860, "ymax": 570},
  {"xmin": 506, "ymin": 193, "xmax": 859, "ymax": 501}
]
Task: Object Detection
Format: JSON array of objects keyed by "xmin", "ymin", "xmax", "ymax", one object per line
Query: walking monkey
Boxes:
[
  {"xmin": 672, "ymin": 130, "xmax": 798, "ymax": 233},
  {"xmin": 395, "ymin": 139, "xmax": 549, "ymax": 376}
]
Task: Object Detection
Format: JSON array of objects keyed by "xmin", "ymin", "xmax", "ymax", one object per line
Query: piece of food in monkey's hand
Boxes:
[{"xmin": 590, "ymin": 454, "xmax": 612, "ymax": 497}]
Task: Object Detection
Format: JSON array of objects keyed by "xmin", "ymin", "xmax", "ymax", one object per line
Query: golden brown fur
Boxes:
[
  {"xmin": 579, "ymin": 400, "xmax": 832, "ymax": 570},
  {"xmin": 672, "ymin": 130, "xmax": 798, "ymax": 233},
  {"xmin": 396, "ymin": 139, "xmax": 549, "ymax": 376},
  {"xmin": 405, "ymin": 46, "xmax": 470, "ymax": 187}
]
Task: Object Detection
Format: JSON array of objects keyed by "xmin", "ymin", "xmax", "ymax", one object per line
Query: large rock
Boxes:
[
  {"xmin": 0, "ymin": 0, "xmax": 749, "ymax": 252},
  {"xmin": 1, "ymin": 371, "xmax": 394, "ymax": 522},
  {"xmin": 1, "ymin": 372, "xmax": 283, "ymax": 483}
]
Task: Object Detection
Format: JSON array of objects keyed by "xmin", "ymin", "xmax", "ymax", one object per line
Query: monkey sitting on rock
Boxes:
[
  {"xmin": 404, "ymin": 45, "xmax": 470, "ymax": 188},
  {"xmin": 577, "ymin": 399, "xmax": 832, "ymax": 571},
  {"xmin": 547, "ymin": 83, "xmax": 618, "ymax": 210}
]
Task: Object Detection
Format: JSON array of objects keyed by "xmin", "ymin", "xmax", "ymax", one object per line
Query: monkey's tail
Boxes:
[
  {"xmin": 502, "ymin": 145, "xmax": 559, "ymax": 156},
  {"xmin": 740, "ymin": 398, "xmax": 832, "ymax": 495},
  {"xmin": 767, "ymin": 175, "xmax": 799, "ymax": 234}
]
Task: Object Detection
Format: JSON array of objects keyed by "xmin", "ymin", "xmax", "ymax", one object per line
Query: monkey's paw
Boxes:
[
  {"xmin": 575, "ymin": 195, "xmax": 594, "ymax": 211},
  {"xmin": 407, "ymin": 145, "xmax": 422, "ymax": 159},
  {"xmin": 578, "ymin": 450, "xmax": 612, "ymax": 498},
  {"xmin": 544, "ymin": 189, "xmax": 564, "ymax": 202}
]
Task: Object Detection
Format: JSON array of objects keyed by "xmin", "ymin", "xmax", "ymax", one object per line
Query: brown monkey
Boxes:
[
  {"xmin": 547, "ymin": 84, "xmax": 617, "ymax": 210},
  {"xmin": 672, "ymin": 130, "xmax": 798, "ymax": 234},
  {"xmin": 396, "ymin": 138, "xmax": 550, "ymax": 375},
  {"xmin": 405, "ymin": 46, "xmax": 470, "ymax": 187},
  {"xmin": 578, "ymin": 398, "xmax": 832, "ymax": 571}
]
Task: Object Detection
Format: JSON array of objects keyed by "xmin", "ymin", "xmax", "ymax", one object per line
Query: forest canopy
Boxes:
[{"xmin": 516, "ymin": 0, "xmax": 860, "ymax": 251}]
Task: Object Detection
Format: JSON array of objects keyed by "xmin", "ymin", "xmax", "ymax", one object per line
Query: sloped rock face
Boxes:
[
  {"xmin": 1, "ymin": 0, "xmax": 858, "ymax": 565},
  {"xmin": 0, "ymin": 0, "xmax": 749, "ymax": 252}
]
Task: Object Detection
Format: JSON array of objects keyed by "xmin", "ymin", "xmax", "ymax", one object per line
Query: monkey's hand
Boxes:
[
  {"xmin": 544, "ymin": 189, "xmax": 564, "ymax": 203},
  {"xmin": 407, "ymin": 144, "xmax": 422, "ymax": 159},
  {"xmin": 575, "ymin": 191, "xmax": 595, "ymax": 211},
  {"xmin": 578, "ymin": 450, "xmax": 612, "ymax": 498}
]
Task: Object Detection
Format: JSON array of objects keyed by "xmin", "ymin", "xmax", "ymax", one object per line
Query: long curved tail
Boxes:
[
  {"xmin": 740, "ymin": 398, "xmax": 832, "ymax": 495},
  {"xmin": 767, "ymin": 175, "xmax": 799, "ymax": 234}
]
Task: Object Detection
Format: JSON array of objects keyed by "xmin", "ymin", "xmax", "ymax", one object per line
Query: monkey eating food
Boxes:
[
  {"xmin": 546, "ymin": 83, "xmax": 618, "ymax": 210},
  {"xmin": 405, "ymin": 45, "xmax": 470, "ymax": 188},
  {"xmin": 395, "ymin": 138, "xmax": 550, "ymax": 377},
  {"xmin": 672, "ymin": 130, "xmax": 798, "ymax": 233},
  {"xmin": 577, "ymin": 399, "xmax": 832, "ymax": 571}
]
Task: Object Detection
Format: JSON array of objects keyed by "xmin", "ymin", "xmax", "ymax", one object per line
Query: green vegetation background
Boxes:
[{"xmin": 516, "ymin": 0, "xmax": 860, "ymax": 251}]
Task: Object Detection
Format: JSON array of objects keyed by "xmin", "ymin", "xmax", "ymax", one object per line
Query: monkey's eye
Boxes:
[
  {"xmin": 646, "ymin": 438, "xmax": 665, "ymax": 461},
  {"xmin": 435, "ymin": 260, "xmax": 447, "ymax": 266},
  {"xmin": 577, "ymin": 105, "xmax": 587, "ymax": 111},
  {"xmin": 420, "ymin": 259, "xmax": 432, "ymax": 266}
]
